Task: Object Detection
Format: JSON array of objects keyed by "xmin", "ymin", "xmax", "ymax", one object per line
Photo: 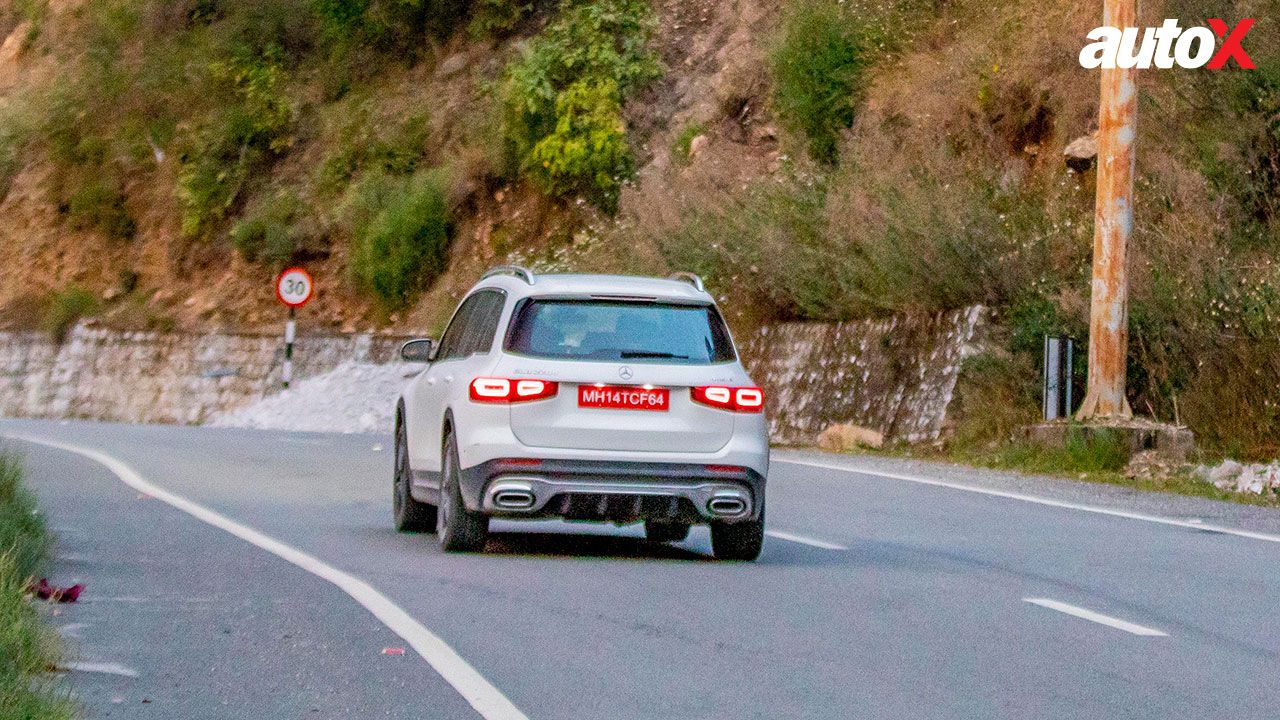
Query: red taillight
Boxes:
[
  {"xmin": 705, "ymin": 464, "xmax": 745, "ymax": 473},
  {"xmin": 469, "ymin": 377, "xmax": 559, "ymax": 403},
  {"xmin": 498, "ymin": 458, "xmax": 543, "ymax": 467},
  {"xmin": 691, "ymin": 386, "xmax": 765, "ymax": 413}
]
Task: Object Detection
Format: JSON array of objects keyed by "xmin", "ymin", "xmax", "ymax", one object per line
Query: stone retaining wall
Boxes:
[
  {"xmin": 740, "ymin": 306, "xmax": 984, "ymax": 444},
  {"xmin": 0, "ymin": 307, "xmax": 984, "ymax": 443},
  {"xmin": 0, "ymin": 323, "xmax": 412, "ymax": 425}
]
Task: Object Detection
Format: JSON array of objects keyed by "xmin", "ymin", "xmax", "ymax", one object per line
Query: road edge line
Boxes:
[
  {"xmin": 776, "ymin": 456, "xmax": 1280, "ymax": 545},
  {"xmin": 6, "ymin": 434, "xmax": 529, "ymax": 720}
]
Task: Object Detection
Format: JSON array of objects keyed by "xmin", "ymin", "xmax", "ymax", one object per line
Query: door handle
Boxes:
[{"xmin": 427, "ymin": 377, "xmax": 437, "ymax": 386}]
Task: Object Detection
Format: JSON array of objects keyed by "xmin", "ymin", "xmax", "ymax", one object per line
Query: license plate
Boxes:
[{"xmin": 578, "ymin": 385, "xmax": 669, "ymax": 411}]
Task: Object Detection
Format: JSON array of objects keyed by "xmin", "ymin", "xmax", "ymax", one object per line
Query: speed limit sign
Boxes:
[{"xmin": 276, "ymin": 267, "xmax": 314, "ymax": 308}]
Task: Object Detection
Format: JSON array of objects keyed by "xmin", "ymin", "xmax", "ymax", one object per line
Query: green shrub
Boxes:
[
  {"xmin": 177, "ymin": 49, "xmax": 297, "ymax": 237},
  {"xmin": 63, "ymin": 178, "xmax": 136, "ymax": 240},
  {"xmin": 770, "ymin": 0, "xmax": 866, "ymax": 164},
  {"xmin": 231, "ymin": 190, "xmax": 308, "ymax": 265},
  {"xmin": 525, "ymin": 79, "xmax": 632, "ymax": 212},
  {"xmin": 0, "ymin": 455, "xmax": 75, "ymax": 720},
  {"xmin": 316, "ymin": 108, "xmax": 429, "ymax": 196},
  {"xmin": 313, "ymin": 0, "xmax": 471, "ymax": 54},
  {"xmin": 469, "ymin": 0, "xmax": 533, "ymax": 37},
  {"xmin": 982, "ymin": 427, "xmax": 1131, "ymax": 475},
  {"xmin": 499, "ymin": 0, "xmax": 660, "ymax": 210},
  {"xmin": 41, "ymin": 285, "xmax": 98, "ymax": 341},
  {"xmin": 0, "ymin": 455, "xmax": 48, "ymax": 583},
  {"xmin": 346, "ymin": 169, "xmax": 452, "ymax": 309},
  {"xmin": 313, "ymin": 0, "xmax": 370, "ymax": 46}
]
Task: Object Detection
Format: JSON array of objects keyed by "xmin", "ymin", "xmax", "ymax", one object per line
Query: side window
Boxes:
[
  {"xmin": 465, "ymin": 291, "xmax": 507, "ymax": 356},
  {"xmin": 436, "ymin": 290, "xmax": 507, "ymax": 361},
  {"xmin": 435, "ymin": 295, "xmax": 480, "ymax": 362}
]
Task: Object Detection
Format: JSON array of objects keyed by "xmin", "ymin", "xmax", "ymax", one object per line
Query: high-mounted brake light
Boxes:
[
  {"xmin": 691, "ymin": 386, "xmax": 765, "ymax": 413},
  {"xmin": 470, "ymin": 377, "xmax": 559, "ymax": 403}
]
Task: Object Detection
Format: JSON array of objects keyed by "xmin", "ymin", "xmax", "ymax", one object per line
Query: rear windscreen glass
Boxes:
[{"xmin": 505, "ymin": 299, "xmax": 736, "ymax": 364}]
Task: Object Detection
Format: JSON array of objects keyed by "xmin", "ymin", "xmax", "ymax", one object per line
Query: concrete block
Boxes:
[{"xmin": 1023, "ymin": 420, "xmax": 1196, "ymax": 462}]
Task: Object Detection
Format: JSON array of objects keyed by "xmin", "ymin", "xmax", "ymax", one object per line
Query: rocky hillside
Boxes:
[
  {"xmin": 0, "ymin": 0, "xmax": 1276, "ymax": 455},
  {"xmin": 0, "ymin": 0, "xmax": 782, "ymax": 333}
]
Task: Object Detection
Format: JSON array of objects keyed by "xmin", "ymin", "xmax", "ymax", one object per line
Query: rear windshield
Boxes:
[{"xmin": 505, "ymin": 299, "xmax": 736, "ymax": 364}]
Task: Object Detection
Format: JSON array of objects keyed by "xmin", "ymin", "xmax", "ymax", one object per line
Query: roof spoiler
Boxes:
[
  {"xmin": 481, "ymin": 265, "xmax": 536, "ymax": 285},
  {"xmin": 668, "ymin": 272, "xmax": 705, "ymax": 292}
]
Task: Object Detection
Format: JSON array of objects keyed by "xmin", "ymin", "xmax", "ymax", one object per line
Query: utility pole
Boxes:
[{"xmin": 1077, "ymin": 0, "xmax": 1137, "ymax": 421}]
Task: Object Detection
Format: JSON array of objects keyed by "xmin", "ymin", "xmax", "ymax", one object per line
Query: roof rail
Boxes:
[
  {"xmin": 481, "ymin": 265, "xmax": 536, "ymax": 285},
  {"xmin": 668, "ymin": 272, "xmax": 705, "ymax": 292}
]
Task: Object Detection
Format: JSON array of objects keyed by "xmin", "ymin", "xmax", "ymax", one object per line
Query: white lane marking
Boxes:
[
  {"xmin": 58, "ymin": 661, "xmax": 140, "ymax": 677},
  {"xmin": 778, "ymin": 457, "xmax": 1280, "ymax": 545},
  {"xmin": 7, "ymin": 435, "xmax": 528, "ymax": 720},
  {"xmin": 765, "ymin": 530, "xmax": 849, "ymax": 551},
  {"xmin": 1023, "ymin": 598, "xmax": 1168, "ymax": 637}
]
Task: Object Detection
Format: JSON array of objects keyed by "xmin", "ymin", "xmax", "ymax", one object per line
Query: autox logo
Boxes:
[{"xmin": 1079, "ymin": 19, "xmax": 1256, "ymax": 69}]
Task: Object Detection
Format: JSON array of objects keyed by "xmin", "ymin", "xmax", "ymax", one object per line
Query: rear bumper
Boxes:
[{"xmin": 459, "ymin": 458, "xmax": 766, "ymax": 523}]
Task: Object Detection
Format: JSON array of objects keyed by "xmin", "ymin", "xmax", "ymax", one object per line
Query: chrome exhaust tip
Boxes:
[
  {"xmin": 707, "ymin": 496, "xmax": 747, "ymax": 517},
  {"xmin": 493, "ymin": 489, "xmax": 536, "ymax": 510}
]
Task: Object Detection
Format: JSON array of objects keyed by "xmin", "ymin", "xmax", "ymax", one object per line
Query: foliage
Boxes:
[
  {"xmin": 345, "ymin": 169, "xmax": 453, "ymax": 309},
  {"xmin": 316, "ymin": 107, "xmax": 430, "ymax": 196},
  {"xmin": 40, "ymin": 285, "xmax": 98, "ymax": 342},
  {"xmin": 0, "ymin": 455, "xmax": 75, "ymax": 720},
  {"xmin": 965, "ymin": 427, "xmax": 1131, "ymax": 476},
  {"xmin": 770, "ymin": 0, "xmax": 865, "ymax": 164},
  {"xmin": 177, "ymin": 49, "xmax": 297, "ymax": 237},
  {"xmin": 313, "ymin": 0, "xmax": 477, "ymax": 55},
  {"xmin": 651, "ymin": 172, "xmax": 835, "ymax": 319},
  {"xmin": 231, "ymin": 190, "xmax": 309, "ymax": 266},
  {"xmin": 525, "ymin": 79, "xmax": 633, "ymax": 212},
  {"xmin": 63, "ymin": 178, "xmax": 137, "ymax": 240},
  {"xmin": 499, "ymin": 0, "xmax": 660, "ymax": 210},
  {"xmin": 0, "ymin": 456, "xmax": 48, "ymax": 582},
  {"xmin": 470, "ymin": 0, "xmax": 534, "ymax": 37}
]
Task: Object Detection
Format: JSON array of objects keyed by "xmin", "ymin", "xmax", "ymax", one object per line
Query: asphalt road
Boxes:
[{"xmin": 4, "ymin": 418, "xmax": 1279, "ymax": 719}]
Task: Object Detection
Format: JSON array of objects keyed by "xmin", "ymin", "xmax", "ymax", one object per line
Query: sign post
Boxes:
[{"xmin": 275, "ymin": 267, "xmax": 314, "ymax": 389}]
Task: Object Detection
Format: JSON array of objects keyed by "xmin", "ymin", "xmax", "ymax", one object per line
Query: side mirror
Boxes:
[{"xmin": 400, "ymin": 339, "xmax": 436, "ymax": 363}]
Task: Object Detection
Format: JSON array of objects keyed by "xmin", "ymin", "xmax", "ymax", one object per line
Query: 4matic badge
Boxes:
[{"xmin": 1080, "ymin": 18, "xmax": 1256, "ymax": 69}]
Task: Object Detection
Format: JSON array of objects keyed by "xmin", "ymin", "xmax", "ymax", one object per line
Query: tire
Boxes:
[
  {"xmin": 393, "ymin": 417, "xmax": 436, "ymax": 533},
  {"xmin": 437, "ymin": 427, "xmax": 489, "ymax": 552},
  {"xmin": 644, "ymin": 520, "xmax": 691, "ymax": 543},
  {"xmin": 710, "ymin": 502, "xmax": 765, "ymax": 561}
]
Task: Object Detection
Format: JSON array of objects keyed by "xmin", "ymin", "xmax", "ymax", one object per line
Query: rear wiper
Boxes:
[{"xmin": 621, "ymin": 351, "xmax": 690, "ymax": 359}]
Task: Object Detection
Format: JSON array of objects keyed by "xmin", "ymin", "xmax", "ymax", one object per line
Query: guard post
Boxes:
[{"xmin": 1042, "ymin": 335, "xmax": 1075, "ymax": 421}]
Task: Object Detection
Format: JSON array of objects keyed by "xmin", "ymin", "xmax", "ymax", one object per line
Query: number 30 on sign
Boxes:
[{"xmin": 276, "ymin": 267, "xmax": 314, "ymax": 308}]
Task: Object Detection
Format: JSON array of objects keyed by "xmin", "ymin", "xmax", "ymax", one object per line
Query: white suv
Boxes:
[{"xmin": 393, "ymin": 267, "xmax": 769, "ymax": 560}]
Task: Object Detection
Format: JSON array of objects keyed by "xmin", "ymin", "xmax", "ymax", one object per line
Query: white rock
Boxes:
[
  {"xmin": 209, "ymin": 361, "xmax": 416, "ymax": 434},
  {"xmin": 1208, "ymin": 460, "xmax": 1243, "ymax": 486}
]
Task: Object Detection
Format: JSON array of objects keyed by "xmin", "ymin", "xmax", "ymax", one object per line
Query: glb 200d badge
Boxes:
[{"xmin": 1080, "ymin": 18, "xmax": 1255, "ymax": 70}]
